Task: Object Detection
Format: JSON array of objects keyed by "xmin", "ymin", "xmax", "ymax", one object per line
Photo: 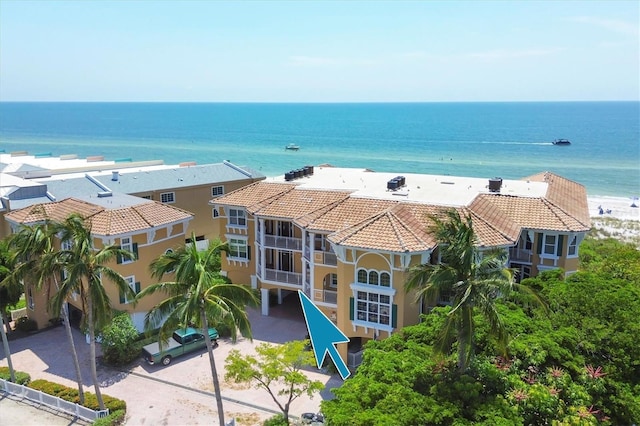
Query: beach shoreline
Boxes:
[{"xmin": 587, "ymin": 195, "xmax": 640, "ymax": 222}]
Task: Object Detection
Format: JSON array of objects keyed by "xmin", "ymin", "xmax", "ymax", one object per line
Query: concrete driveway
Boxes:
[{"xmin": 0, "ymin": 298, "xmax": 342, "ymax": 425}]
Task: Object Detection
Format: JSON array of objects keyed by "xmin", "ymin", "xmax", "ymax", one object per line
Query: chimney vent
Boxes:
[{"xmin": 112, "ymin": 171, "xmax": 119, "ymax": 181}]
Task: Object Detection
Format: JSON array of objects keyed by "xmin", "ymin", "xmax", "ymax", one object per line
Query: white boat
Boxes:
[{"xmin": 285, "ymin": 143, "xmax": 300, "ymax": 151}]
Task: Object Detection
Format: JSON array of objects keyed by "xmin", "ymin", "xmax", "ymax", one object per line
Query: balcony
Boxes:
[
  {"xmin": 314, "ymin": 289, "xmax": 337, "ymax": 305},
  {"xmin": 313, "ymin": 251, "xmax": 337, "ymax": 266},
  {"xmin": 261, "ymin": 268, "xmax": 302, "ymax": 286},
  {"xmin": 509, "ymin": 247, "xmax": 532, "ymax": 263},
  {"xmin": 261, "ymin": 234, "xmax": 302, "ymax": 251}
]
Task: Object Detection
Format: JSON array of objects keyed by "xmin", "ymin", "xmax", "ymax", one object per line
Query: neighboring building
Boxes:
[
  {"xmin": 0, "ymin": 151, "xmax": 265, "ymax": 331},
  {"xmin": 210, "ymin": 165, "xmax": 591, "ymax": 367},
  {"xmin": 0, "ymin": 152, "xmax": 265, "ymax": 243},
  {"xmin": 4, "ymin": 195, "xmax": 193, "ymax": 331}
]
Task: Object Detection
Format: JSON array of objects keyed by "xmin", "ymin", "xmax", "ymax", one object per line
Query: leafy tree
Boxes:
[
  {"xmin": 0, "ymin": 238, "xmax": 19, "ymax": 382},
  {"xmin": 101, "ymin": 312, "xmax": 140, "ymax": 366},
  {"xmin": 48, "ymin": 213, "xmax": 136, "ymax": 410},
  {"xmin": 137, "ymin": 237, "xmax": 258, "ymax": 426},
  {"xmin": 405, "ymin": 209, "xmax": 535, "ymax": 371},
  {"xmin": 225, "ymin": 340, "xmax": 324, "ymax": 424}
]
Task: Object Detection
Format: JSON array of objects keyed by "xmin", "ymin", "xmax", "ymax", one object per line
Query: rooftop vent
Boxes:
[
  {"xmin": 284, "ymin": 165, "xmax": 314, "ymax": 181},
  {"xmin": 387, "ymin": 175, "xmax": 406, "ymax": 191},
  {"xmin": 112, "ymin": 171, "xmax": 119, "ymax": 181},
  {"xmin": 488, "ymin": 177, "xmax": 503, "ymax": 193}
]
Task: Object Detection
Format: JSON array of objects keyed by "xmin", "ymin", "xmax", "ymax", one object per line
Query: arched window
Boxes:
[{"xmin": 356, "ymin": 268, "xmax": 392, "ymax": 287}]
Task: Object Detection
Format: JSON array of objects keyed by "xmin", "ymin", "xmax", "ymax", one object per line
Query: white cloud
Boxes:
[{"xmin": 568, "ymin": 16, "xmax": 639, "ymax": 36}]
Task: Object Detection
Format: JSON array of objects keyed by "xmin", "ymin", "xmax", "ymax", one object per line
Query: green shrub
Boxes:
[
  {"xmin": 28, "ymin": 379, "xmax": 126, "ymax": 412},
  {"xmin": 100, "ymin": 313, "xmax": 141, "ymax": 366},
  {"xmin": 93, "ymin": 409, "xmax": 126, "ymax": 426},
  {"xmin": 0, "ymin": 367, "xmax": 31, "ymax": 384},
  {"xmin": 9, "ymin": 296, "xmax": 26, "ymax": 310},
  {"xmin": 15, "ymin": 316, "xmax": 37, "ymax": 332},
  {"xmin": 263, "ymin": 414, "xmax": 289, "ymax": 426}
]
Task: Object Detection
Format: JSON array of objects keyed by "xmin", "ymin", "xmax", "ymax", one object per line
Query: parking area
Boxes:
[{"xmin": 0, "ymin": 297, "xmax": 342, "ymax": 425}]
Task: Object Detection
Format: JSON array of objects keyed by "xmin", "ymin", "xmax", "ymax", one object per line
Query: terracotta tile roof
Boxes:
[
  {"xmin": 5, "ymin": 197, "xmax": 193, "ymax": 236},
  {"xmin": 328, "ymin": 204, "xmax": 436, "ymax": 252},
  {"xmin": 470, "ymin": 193, "xmax": 590, "ymax": 233},
  {"xmin": 297, "ymin": 197, "xmax": 398, "ymax": 232},
  {"xmin": 525, "ymin": 172, "xmax": 591, "ymax": 227},
  {"xmin": 254, "ymin": 189, "xmax": 350, "ymax": 219},
  {"xmin": 5, "ymin": 198, "xmax": 104, "ymax": 224},
  {"xmin": 210, "ymin": 181, "xmax": 295, "ymax": 212}
]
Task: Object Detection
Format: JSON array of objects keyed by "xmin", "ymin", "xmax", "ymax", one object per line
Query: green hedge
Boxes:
[
  {"xmin": 93, "ymin": 409, "xmax": 126, "ymax": 426},
  {"xmin": 0, "ymin": 366, "xmax": 31, "ymax": 385},
  {"xmin": 28, "ymin": 379, "xmax": 127, "ymax": 412}
]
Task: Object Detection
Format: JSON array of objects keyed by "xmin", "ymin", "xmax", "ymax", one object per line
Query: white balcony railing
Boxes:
[
  {"xmin": 323, "ymin": 289, "xmax": 337, "ymax": 304},
  {"xmin": 262, "ymin": 268, "xmax": 302, "ymax": 286},
  {"xmin": 312, "ymin": 251, "xmax": 337, "ymax": 266},
  {"xmin": 262, "ymin": 235, "xmax": 302, "ymax": 251}
]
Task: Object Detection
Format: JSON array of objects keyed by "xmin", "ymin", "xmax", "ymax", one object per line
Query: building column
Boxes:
[
  {"xmin": 261, "ymin": 288, "xmax": 270, "ymax": 316},
  {"xmin": 250, "ymin": 275, "xmax": 257, "ymax": 290},
  {"xmin": 277, "ymin": 288, "xmax": 283, "ymax": 304}
]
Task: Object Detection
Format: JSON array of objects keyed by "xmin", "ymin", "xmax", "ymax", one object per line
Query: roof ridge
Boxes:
[
  {"xmin": 540, "ymin": 197, "xmax": 591, "ymax": 230},
  {"xmin": 388, "ymin": 205, "xmax": 432, "ymax": 251}
]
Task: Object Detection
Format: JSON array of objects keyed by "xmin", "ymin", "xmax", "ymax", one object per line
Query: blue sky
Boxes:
[{"xmin": 1, "ymin": 1, "xmax": 638, "ymax": 102}]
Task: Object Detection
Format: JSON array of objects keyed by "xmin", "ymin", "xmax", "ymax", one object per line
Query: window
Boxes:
[
  {"xmin": 568, "ymin": 235, "xmax": 578, "ymax": 257},
  {"xmin": 329, "ymin": 273, "xmax": 338, "ymax": 288},
  {"xmin": 160, "ymin": 192, "xmax": 175, "ymax": 204},
  {"xmin": 120, "ymin": 237, "xmax": 133, "ymax": 264},
  {"xmin": 212, "ymin": 208, "xmax": 219, "ymax": 218},
  {"xmin": 543, "ymin": 235, "xmax": 557, "ymax": 255},
  {"xmin": 355, "ymin": 291, "xmax": 391, "ymax": 325},
  {"xmin": 357, "ymin": 268, "xmax": 391, "ymax": 287},
  {"xmin": 228, "ymin": 238, "xmax": 249, "ymax": 261},
  {"xmin": 27, "ymin": 287, "xmax": 35, "ymax": 310},
  {"xmin": 229, "ymin": 208, "xmax": 246, "ymax": 227},
  {"xmin": 120, "ymin": 276, "xmax": 140, "ymax": 304},
  {"xmin": 211, "ymin": 186, "xmax": 224, "ymax": 197}
]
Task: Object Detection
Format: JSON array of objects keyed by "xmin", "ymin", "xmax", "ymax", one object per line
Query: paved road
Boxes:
[{"xmin": 0, "ymin": 296, "xmax": 342, "ymax": 425}]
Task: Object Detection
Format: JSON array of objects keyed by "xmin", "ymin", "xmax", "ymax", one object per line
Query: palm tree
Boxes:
[
  {"xmin": 9, "ymin": 222, "xmax": 87, "ymax": 402},
  {"xmin": 137, "ymin": 237, "xmax": 259, "ymax": 426},
  {"xmin": 0, "ymin": 239, "xmax": 19, "ymax": 382},
  {"xmin": 406, "ymin": 209, "xmax": 533, "ymax": 372},
  {"xmin": 48, "ymin": 213, "xmax": 135, "ymax": 410}
]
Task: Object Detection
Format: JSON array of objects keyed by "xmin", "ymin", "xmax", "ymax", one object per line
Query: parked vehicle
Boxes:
[
  {"xmin": 142, "ymin": 327, "xmax": 218, "ymax": 366},
  {"xmin": 301, "ymin": 412, "xmax": 324, "ymax": 424}
]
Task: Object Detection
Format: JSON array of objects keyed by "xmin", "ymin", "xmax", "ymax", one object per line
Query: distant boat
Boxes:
[
  {"xmin": 552, "ymin": 139, "xmax": 571, "ymax": 145},
  {"xmin": 285, "ymin": 143, "xmax": 300, "ymax": 151}
]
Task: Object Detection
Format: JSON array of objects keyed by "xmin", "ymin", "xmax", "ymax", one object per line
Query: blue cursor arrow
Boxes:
[{"xmin": 298, "ymin": 290, "xmax": 351, "ymax": 380}]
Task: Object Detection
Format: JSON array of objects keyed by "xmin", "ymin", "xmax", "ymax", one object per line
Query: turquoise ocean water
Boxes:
[{"xmin": 0, "ymin": 102, "xmax": 638, "ymax": 197}]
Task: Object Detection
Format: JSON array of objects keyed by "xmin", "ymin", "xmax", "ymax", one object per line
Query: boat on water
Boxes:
[
  {"xmin": 552, "ymin": 139, "xmax": 571, "ymax": 145},
  {"xmin": 285, "ymin": 143, "xmax": 300, "ymax": 151}
]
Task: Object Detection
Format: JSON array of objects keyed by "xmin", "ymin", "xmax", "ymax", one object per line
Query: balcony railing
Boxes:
[
  {"xmin": 509, "ymin": 247, "xmax": 532, "ymax": 263},
  {"xmin": 261, "ymin": 234, "xmax": 302, "ymax": 251},
  {"xmin": 261, "ymin": 268, "xmax": 302, "ymax": 286},
  {"xmin": 315, "ymin": 289, "xmax": 337, "ymax": 305},
  {"xmin": 312, "ymin": 251, "xmax": 337, "ymax": 266}
]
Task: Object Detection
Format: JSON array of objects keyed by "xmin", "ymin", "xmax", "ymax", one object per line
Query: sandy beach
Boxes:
[
  {"xmin": 588, "ymin": 195, "xmax": 640, "ymax": 222},
  {"xmin": 587, "ymin": 196, "xmax": 640, "ymax": 245}
]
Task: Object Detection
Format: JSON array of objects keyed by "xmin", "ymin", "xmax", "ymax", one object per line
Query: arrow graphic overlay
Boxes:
[{"xmin": 298, "ymin": 290, "xmax": 351, "ymax": 380}]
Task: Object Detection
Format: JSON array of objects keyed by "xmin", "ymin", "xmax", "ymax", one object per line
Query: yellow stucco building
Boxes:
[{"xmin": 210, "ymin": 166, "xmax": 591, "ymax": 367}]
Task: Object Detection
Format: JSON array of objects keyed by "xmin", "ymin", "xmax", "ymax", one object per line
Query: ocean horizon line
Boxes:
[{"xmin": 1, "ymin": 100, "xmax": 638, "ymax": 105}]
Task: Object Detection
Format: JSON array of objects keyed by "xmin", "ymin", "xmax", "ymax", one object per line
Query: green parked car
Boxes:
[{"xmin": 142, "ymin": 327, "xmax": 219, "ymax": 366}]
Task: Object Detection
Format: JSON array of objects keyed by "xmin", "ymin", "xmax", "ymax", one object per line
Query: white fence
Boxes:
[
  {"xmin": 0, "ymin": 378, "xmax": 109, "ymax": 421},
  {"xmin": 10, "ymin": 308, "xmax": 27, "ymax": 321}
]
